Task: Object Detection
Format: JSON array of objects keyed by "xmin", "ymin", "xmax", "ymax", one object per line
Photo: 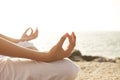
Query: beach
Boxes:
[
  {"xmin": 69, "ymin": 49, "xmax": 120, "ymax": 80},
  {"xmin": 74, "ymin": 61, "xmax": 120, "ymax": 80}
]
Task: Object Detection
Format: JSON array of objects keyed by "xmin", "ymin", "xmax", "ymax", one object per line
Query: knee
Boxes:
[
  {"xmin": 66, "ymin": 62, "xmax": 80, "ymax": 79},
  {"xmin": 58, "ymin": 59, "xmax": 80, "ymax": 80}
]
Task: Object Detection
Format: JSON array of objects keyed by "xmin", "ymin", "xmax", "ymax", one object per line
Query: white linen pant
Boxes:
[{"xmin": 0, "ymin": 57, "xmax": 79, "ymax": 80}]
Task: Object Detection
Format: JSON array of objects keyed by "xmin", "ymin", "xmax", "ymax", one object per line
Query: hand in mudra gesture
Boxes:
[
  {"xmin": 48, "ymin": 32, "xmax": 76, "ymax": 61},
  {"xmin": 20, "ymin": 27, "xmax": 38, "ymax": 41}
]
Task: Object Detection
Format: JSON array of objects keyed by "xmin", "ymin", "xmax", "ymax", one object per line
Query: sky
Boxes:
[{"xmin": 0, "ymin": 0, "xmax": 120, "ymax": 38}]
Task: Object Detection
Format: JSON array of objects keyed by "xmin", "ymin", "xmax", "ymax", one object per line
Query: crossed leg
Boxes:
[{"xmin": 0, "ymin": 57, "xmax": 79, "ymax": 80}]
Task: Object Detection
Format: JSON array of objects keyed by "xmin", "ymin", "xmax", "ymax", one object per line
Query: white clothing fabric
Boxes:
[
  {"xmin": 17, "ymin": 41, "xmax": 34, "ymax": 48},
  {"xmin": 0, "ymin": 41, "xmax": 80, "ymax": 80},
  {"xmin": 0, "ymin": 58, "xmax": 79, "ymax": 80}
]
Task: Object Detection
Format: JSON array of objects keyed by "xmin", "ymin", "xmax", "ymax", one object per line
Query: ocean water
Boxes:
[
  {"xmin": 75, "ymin": 31, "xmax": 120, "ymax": 58},
  {"xmin": 35, "ymin": 31, "xmax": 120, "ymax": 58}
]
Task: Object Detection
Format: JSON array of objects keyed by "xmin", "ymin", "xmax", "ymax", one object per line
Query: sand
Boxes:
[{"xmin": 75, "ymin": 62, "xmax": 120, "ymax": 80}]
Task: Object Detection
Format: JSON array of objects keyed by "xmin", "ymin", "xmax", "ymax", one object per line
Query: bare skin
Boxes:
[
  {"xmin": 0, "ymin": 28, "xmax": 76, "ymax": 62},
  {"xmin": 0, "ymin": 27, "xmax": 38, "ymax": 43}
]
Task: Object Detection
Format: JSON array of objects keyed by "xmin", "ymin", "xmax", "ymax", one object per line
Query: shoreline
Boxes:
[{"xmin": 69, "ymin": 49, "xmax": 120, "ymax": 63}]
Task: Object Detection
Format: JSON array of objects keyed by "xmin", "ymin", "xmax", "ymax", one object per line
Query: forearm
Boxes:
[
  {"xmin": 0, "ymin": 37, "xmax": 51, "ymax": 62},
  {"xmin": 0, "ymin": 34, "xmax": 20, "ymax": 43}
]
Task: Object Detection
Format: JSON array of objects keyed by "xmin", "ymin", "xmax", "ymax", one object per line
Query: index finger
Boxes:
[
  {"xmin": 57, "ymin": 33, "xmax": 68, "ymax": 47},
  {"xmin": 24, "ymin": 27, "xmax": 33, "ymax": 36}
]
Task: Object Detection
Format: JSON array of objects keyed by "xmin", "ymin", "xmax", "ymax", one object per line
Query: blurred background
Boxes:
[{"xmin": 0, "ymin": 0, "xmax": 120, "ymax": 58}]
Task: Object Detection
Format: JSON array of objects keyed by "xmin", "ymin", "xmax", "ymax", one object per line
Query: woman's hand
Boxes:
[
  {"xmin": 47, "ymin": 32, "xmax": 76, "ymax": 61},
  {"xmin": 20, "ymin": 27, "xmax": 38, "ymax": 41}
]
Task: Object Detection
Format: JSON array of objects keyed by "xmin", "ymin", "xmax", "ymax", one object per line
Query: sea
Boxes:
[{"xmin": 35, "ymin": 31, "xmax": 120, "ymax": 59}]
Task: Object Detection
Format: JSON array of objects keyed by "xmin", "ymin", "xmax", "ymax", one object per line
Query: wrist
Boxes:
[
  {"xmin": 39, "ymin": 52, "xmax": 56, "ymax": 62},
  {"xmin": 19, "ymin": 38, "xmax": 30, "ymax": 42},
  {"xmin": 32, "ymin": 52, "xmax": 52, "ymax": 62},
  {"xmin": 41, "ymin": 52, "xmax": 53, "ymax": 62}
]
